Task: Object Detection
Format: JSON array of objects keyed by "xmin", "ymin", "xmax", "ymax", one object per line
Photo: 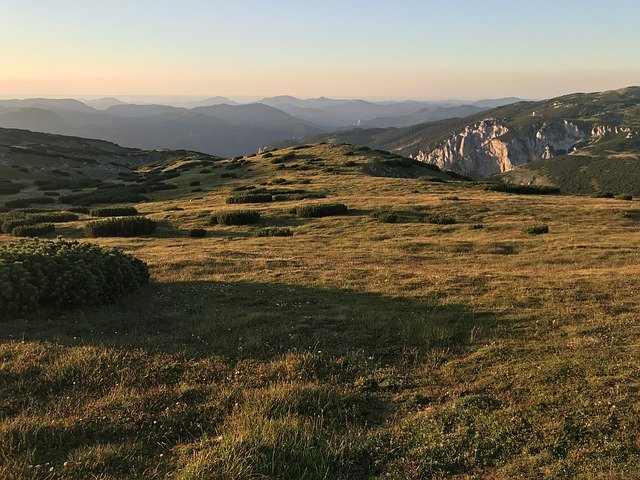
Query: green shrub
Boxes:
[
  {"xmin": 189, "ymin": 228, "xmax": 207, "ymax": 238},
  {"xmin": 444, "ymin": 170, "xmax": 473, "ymax": 181},
  {"xmin": 59, "ymin": 189, "xmax": 148, "ymax": 206},
  {"xmin": 253, "ymin": 227, "xmax": 293, "ymax": 237},
  {"xmin": 84, "ymin": 217, "xmax": 157, "ymax": 237},
  {"xmin": 90, "ymin": 206, "xmax": 139, "ymax": 217},
  {"xmin": 475, "ymin": 183, "xmax": 560, "ymax": 195},
  {"xmin": 280, "ymin": 152, "xmax": 296, "ymax": 160},
  {"xmin": 30, "ymin": 212, "xmax": 78, "ymax": 223},
  {"xmin": 5, "ymin": 197, "xmax": 56, "ymax": 209},
  {"xmin": 442, "ymin": 195, "xmax": 459, "ymax": 201},
  {"xmin": 273, "ymin": 193, "xmax": 326, "ymax": 201},
  {"xmin": 0, "ymin": 239, "xmax": 149, "ymax": 315},
  {"xmin": 262, "ymin": 152, "xmax": 273, "ymax": 158},
  {"xmin": 0, "ymin": 183, "xmax": 25, "ymax": 195},
  {"xmin": 68, "ymin": 206, "xmax": 90, "ymax": 214},
  {"xmin": 470, "ymin": 223, "xmax": 485, "ymax": 230},
  {"xmin": 370, "ymin": 210, "xmax": 398, "ymax": 223},
  {"xmin": 615, "ymin": 194, "xmax": 633, "ymax": 201},
  {"xmin": 294, "ymin": 203, "xmax": 348, "ymax": 218},
  {"xmin": 0, "ymin": 211, "xmax": 78, "ymax": 233},
  {"xmin": 226, "ymin": 193, "xmax": 273, "ymax": 204},
  {"xmin": 524, "ymin": 224, "xmax": 549, "ymax": 235},
  {"xmin": 12, "ymin": 223, "xmax": 55, "ymax": 237},
  {"xmin": 591, "ymin": 191, "xmax": 615, "ymax": 199},
  {"xmin": 189, "ymin": 180, "xmax": 201, "ymax": 187},
  {"xmin": 421, "ymin": 213, "xmax": 457, "ymax": 225},
  {"xmin": 212, "ymin": 210, "xmax": 261, "ymax": 226}
]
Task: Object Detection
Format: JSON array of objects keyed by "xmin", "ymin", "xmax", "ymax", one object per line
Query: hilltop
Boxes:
[
  {"xmin": 1, "ymin": 127, "xmax": 640, "ymax": 478},
  {"xmin": 288, "ymin": 87, "xmax": 640, "ymax": 194}
]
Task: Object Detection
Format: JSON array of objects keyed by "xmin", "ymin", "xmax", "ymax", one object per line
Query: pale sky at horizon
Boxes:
[{"xmin": 1, "ymin": 0, "xmax": 639, "ymax": 101}]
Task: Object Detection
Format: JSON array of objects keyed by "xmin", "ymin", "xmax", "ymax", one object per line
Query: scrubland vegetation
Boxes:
[{"xmin": 1, "ymin": 142, "xmax": 639, "ymax": 479}]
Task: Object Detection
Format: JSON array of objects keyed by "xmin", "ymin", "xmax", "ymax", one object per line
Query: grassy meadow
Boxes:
[{"xmin": 1, "ymin": 144, "xmax": 640, "ymax": 478}]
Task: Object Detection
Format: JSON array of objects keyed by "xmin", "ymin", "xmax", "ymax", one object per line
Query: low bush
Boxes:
[
  {"xmin": 444, "ymin": 170, "xmax": 473, "ymax": 181},
  {"xmin": 226, "ymin": 193, "xmax": 273, "ymax": 204},
  {"xmin": 189, "ymin": 228, "xmax": 207, "ymax": 238},
  {"xmin": 84, "ymin": 217, "xmax": 157, "ymax": 237},
  {"xmin": 370, "ymin": 210, "xmax": 398, "ymax": 223},
  {"xmin": 591, "ymin": 191, "xmax": 615, "ymax": 199},
  {"xmin": 90, "ymin": 206, "xmax": 139, "ymax": 217},
  {"xmin": 212, "ymin": 210, "xmax": 261, "ymax": 226},
  {"xmin": 524, "ymin": 224, "xmax": 549, "ymax": 235},
  {"xmin": 0, "ymin": 184, "xmax": 24, "ymax": 195},
  {"xmin": 0, "ymin": 211, "xmax": 78, "ymax": 233},
  {"xmin": 5, "ymin": 197, "xmax": 56, "ymax": 209},
  {"xmin": 273, "ymin": 193, "xmax": 326, "ymax": 201},
  {"xmin": 59, "ymin": 189, "xmax": 148, "ymax": 206},
  {"xmin": 470, "ymin": 223, "xmax": 485, "ymax": 230},
  {"xmin": 421, "ymin": 213, "xmax": 457, "ymax": 225},
  {"xmin": 294, "ymin": 203, "xmax": 348, "ymax": 218},
  {"xmin": 68, "ymin": 206, "xmax": 90, "ymax": 214},
  {"xmin": 280, "ymin": 152, "xmax": 296, "ymax": 160},
  {"xmin": 615, "ymin": 194, "xmax": 633, "ymax": 201},
  {"xmin": 189, "ymin": 180, "xmax": 201, "ymax": 187},
  {"xmin": 35, "ymin": 178, "xmax": 103, "ymax": 191},
  {"xmin": 262, "ymin": 152, "xmax": 273, "ymax": 158},
  {"xmin": 0, "ymin": 239, "xmax": 149, "ymax": 315},
  {"xmin": 253, "ymin": 227, "xmax": 293, "ymax": 237},
  {"xmin": 12, "ymin": 223, "xmax": 55, "ymax": 237},
  {"xmin": 475, "ymin": 183, "xmax": 560, "ymax": 195}
]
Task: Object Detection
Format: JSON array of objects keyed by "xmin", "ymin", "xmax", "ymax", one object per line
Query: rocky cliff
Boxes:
[{"xmin": 411, "ymin": 118, "xmax": 592, "ymax": 176}]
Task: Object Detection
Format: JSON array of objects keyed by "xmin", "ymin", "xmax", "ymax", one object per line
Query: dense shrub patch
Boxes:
[
  {"xmin": 5, "ymin": 197, "xmax": 56, "ymax": 209},
  {"xmin": 212, "ymin": 210, "xmax": 261, "ymax": 226},
  {"xmin": 294, "ymin": 203, "xmax": 348, "ymax": 218},
  {"xmin": 524, "ymin": 224, "xmax": 549, "ymax": 235},
  {"xmin": 226, "ymin": 193, "xmax": 273, "ymax": 204},
  {"xmin": 85, "ymin": 217, "xmax": 157, "ymax": 237},
  {"xmin": 0, "ymin": 239, "xmax": 149, "ymax": 315},
  {"xmin": 0, "ymin": 211, "xmax": 78, "ymax": 233},
  {"xmin": 591, "ymin": 191, "xmax": 615, "ymax": 199},
  {"xmin": 253, "ymin": 227, "xmax": 293, "ymax": 237},
  {"xmin": 90, "ymin": 206, "xmax": 139, "ymax": 217},
  {"xmin": 67, "ymin": 206, "xmax": 90, "ymax": 214},
  {"xmin": 60, "ymin": 189, "xmax": 148, "ymax": 206},
  {"xmin": 11, "ymin": 222, "xmax": 55, "ymax": 237},
  {"xmin": 189, "ymin": 228, "xmax": 207, "ymax": 238},
  {"xmin": 370, "ymin": 210, "xmax": 398, "ymax": 223},
  {"xmin": 421, "ymin": 213, "xmax": 457, "ymax": 225},
  {"xmin": 0, "ymin": 183, "xmax": 24, "ymax": 195},
  {"xmin": 475, "ymin": 183, "xmax": 560, "ymax": 195},
  {"xmin": 615, "ymin": 194, "xmax": 633, "ymax": 201}
]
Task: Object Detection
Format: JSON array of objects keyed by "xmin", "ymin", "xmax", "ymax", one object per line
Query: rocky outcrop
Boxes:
[{"xmin": 411, "ymin": 118, "xmax": 589, "ymax": 176}]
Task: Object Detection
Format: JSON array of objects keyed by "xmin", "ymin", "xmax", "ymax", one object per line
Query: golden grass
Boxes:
[{"xmin": 1, "ymin": 144, "xmax": 640, "ymax": 478}]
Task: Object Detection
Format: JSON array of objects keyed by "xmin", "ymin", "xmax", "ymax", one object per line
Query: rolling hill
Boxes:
[{"xmin": 286, "ymin": 87, "xmax": 640, "ymax": 194}]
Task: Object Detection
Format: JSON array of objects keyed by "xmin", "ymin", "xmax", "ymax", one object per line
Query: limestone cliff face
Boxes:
[{"xmin": 411, "ymin": 118, "xmax": 589, "ymax": 176}]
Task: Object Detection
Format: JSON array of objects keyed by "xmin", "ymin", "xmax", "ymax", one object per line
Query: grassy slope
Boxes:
[{"xmin": 1, "ymin": 142, "xmax": 640, "ymax": 478}]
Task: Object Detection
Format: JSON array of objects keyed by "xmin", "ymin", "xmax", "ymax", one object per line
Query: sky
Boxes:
[{"xmin": 1, "ymin": 0, "xmax": 639, "ymax": 101}]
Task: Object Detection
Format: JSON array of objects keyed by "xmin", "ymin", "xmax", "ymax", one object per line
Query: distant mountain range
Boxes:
[
  {"xmin": 0, "ymin": 95, "xmax": 522, "ymax": 156},
  {"xmin": 280, "ymin": 87, "xmax": 640, "ymax": 194}
]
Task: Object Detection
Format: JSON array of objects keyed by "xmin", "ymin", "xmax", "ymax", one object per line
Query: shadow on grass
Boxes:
[{"xmin": 3, "ymin": 280, "xmax": 497, "ymax": 363}]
